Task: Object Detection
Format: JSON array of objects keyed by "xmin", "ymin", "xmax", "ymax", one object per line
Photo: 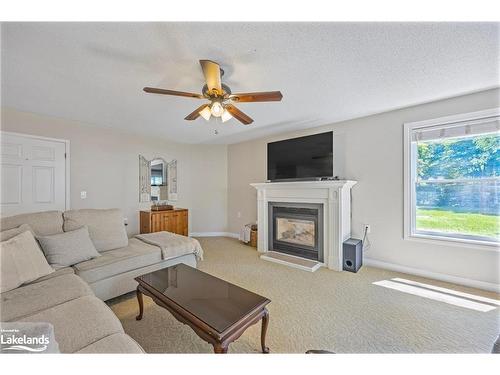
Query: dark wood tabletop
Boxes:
[{"xmin": 135, "ymin": 264, "xmax": 271, "ymax": 353}]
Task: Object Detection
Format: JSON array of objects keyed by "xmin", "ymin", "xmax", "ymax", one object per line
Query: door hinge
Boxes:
[{"xmin": 64, "ymin": 153, "xmax": 67, "ymax": 159}]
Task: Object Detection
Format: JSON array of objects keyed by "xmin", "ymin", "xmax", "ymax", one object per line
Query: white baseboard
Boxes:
[
  {"xmin": 364, "ymin": 258, "xmax": 500, "ymax": 293},
  {"xmin": 190, "ymin": 232, "xmax": 239, "ymax": 239}
]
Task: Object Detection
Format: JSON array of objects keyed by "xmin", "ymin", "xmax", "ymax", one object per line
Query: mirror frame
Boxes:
[
  {"xmin": 139, "ymin": 155, "xmax": 151, "ymax": 202},
  {"xmin": 139, "ymin": 155, "xmax": 173, "ymax": 203}
]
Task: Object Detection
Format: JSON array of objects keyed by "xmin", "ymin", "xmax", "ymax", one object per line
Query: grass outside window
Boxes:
[{"xmin": 416, "ymin": 208, "xmax": 499, "ymax": 240}]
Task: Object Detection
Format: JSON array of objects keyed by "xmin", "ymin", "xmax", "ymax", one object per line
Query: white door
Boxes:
[{"xmin": 0, "ymin": 132, "xmax": 68, "ymax": 217}]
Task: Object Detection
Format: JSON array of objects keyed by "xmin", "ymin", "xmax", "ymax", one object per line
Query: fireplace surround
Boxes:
[
  {"xmin": 251, "ymin": 180, "xmax": 357, "ymax": 271},
  {"xmin": 269, "ymin": 202, "xmax": 324, "ymax": 261}
]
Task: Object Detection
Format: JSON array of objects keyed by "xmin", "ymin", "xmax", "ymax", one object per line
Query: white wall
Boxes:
[
  {"xmin": 1, "ymin": 107, "xmax": 228, "ymax": 236},
  {"xmin": 227, "ymin": 88, "xmax": 500, "ymax": 289}
]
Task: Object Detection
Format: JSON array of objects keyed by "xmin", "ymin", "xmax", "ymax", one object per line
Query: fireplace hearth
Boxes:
[{"xmin": 269, "ymin": 202, "xmax": 323, "ymax": 262}]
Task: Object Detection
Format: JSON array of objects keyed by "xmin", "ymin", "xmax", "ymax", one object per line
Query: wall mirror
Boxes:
[{"xmin": 139, "ymin": 155, "xmax": 174, "ymax": 202}]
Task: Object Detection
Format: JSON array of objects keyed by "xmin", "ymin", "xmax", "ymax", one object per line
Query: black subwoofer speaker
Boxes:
[{"xmin": 343, "ymin": 238, "xmax": 362, "ymax": 273}]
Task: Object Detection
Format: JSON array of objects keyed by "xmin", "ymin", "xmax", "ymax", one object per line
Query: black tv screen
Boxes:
[{"xmin": 267, "ymin": 132, "xmax": 333, "ymax": 181}]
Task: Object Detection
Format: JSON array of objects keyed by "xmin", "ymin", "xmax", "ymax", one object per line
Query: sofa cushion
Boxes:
[
  {"xmin": 0, "ymin": 224, "xmax": 34, "ymax": 241},
  {"xmin": 0, "ymin": 231, "xmax": 54, "ymax": 293},
  {"xmin": 63, "ymin": 209, "xmax": 128, "ymax": 252},
  {"xmin": 73, "ymin": 238, "xmax": 161, "ymax": 284},
  {"xmin": 76, "ymin": 333, "xmax": 144, "ymax": 353},
  {"xmin": 18, "ymin": 295, "xmax": 124, "ymax": 353},
  {"xmin": 28, "ymin": 267, "xmax": 74, "ymax": 284},
  {"xmin": 0, "ymin": 211, "xmax": 64, "ymax": 236},
  {"xmin": 37, "ymin": 226, "xmax": 100, "ymax": 269},
  {"xmin": 1, "ymin": 273, "xmax": 93, "ymax": 321}
]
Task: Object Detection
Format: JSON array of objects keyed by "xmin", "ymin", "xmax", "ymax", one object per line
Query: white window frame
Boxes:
[{"xmin": 403, "ymin": 108, "xmax": 500, "ymax": 249}]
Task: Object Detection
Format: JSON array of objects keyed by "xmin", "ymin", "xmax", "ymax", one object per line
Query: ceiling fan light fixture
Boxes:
[
  {"xmin": 143, "ymin": 59, "xmax": 282, "ymax": 126},
  {"xmin": 199, "ymin": 106, "xmax": 212, "ymax": 121},
  {"xmin": 210, "ymin": 101, "xmax": 224, "ymax": 117},
  {"xmin": 221, "ymin": 109, "xmax": 232, "ymax": 123}
]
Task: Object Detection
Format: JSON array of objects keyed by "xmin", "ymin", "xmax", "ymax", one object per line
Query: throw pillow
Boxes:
[
  {"xmin": 0, "ymin": 230, "xmax": 54, "ymax": 293},
  {"xmin": 36, "ymin": 226, "xmax": 100, "ymax": 269}
]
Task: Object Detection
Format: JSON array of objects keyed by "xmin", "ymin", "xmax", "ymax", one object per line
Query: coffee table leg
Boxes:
[
  {"xmin": 261, "ymin": 308, "xmax": 270, "ymax": 353},
  {"xmin": 214, "ymin": 343, "xmax": 228, "ymax": 354},
  {"xmin": 136, "ymin": 286, "xmax": 144, "ymax": 321}
]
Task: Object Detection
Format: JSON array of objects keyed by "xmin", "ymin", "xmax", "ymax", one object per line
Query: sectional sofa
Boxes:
[{"xmin": 0, "ymin": 208, "xmax": 199, "ymax": 353}]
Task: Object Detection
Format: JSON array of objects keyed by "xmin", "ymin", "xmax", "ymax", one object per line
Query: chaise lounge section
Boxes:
[{"xmin": 1, "ymin": 266, "xmax": 144, "ymax": 353}]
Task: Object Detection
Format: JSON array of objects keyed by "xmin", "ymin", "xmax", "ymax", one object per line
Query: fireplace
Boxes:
[{"xmin": 268, "ymin": 202, "xmax": 324, "ymax": 262}]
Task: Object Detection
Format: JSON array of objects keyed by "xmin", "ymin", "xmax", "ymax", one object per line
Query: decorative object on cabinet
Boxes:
[
  {"xmin": 140, "ymin": 208, "xmax": 188, "ymax": 236},
  {"xmin": 151, "ymin": 201, "xmax": 173, "ymax": 211}
]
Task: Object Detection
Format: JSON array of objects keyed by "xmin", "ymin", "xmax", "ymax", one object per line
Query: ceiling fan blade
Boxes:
[
  {"xmin": 225, "ymin": 104, "xmax": 254, "ymax": 125},
  {"xmin": 199, "ymin": 60, "xmax": 222, "ymax": 95},
  {"xmin": 184, "ymin": 104, "xmax": 210, "ymax": 121},
  {"xmin": 229, "ymin": 91, "xmax": 283, "ymax": 102},
  {"xmin": 143, "ymin": 87, "xmax": 204, "ymax": 99}
]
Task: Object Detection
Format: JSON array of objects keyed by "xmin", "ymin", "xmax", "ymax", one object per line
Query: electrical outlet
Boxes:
[
  {"xmin": 80, "ymin": 191, "xmax": 87, "ymax": 199},
  {"xmin": 237, "ymin": 212, "xmax": 242, "ymax": 218},
  {"xmin": 364, "ymin": 224, "xmax": 371, "ymax": 233}
]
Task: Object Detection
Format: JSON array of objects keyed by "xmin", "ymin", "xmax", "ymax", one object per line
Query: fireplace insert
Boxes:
[{"xmin": 268, "ymin": 202, "xmax": 324, "ymax": 261}]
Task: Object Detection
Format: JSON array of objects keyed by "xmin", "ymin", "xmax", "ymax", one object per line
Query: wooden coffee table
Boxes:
[{"xmin": 134, "ymin": 264, "xmax": 271, "ymax": 354}]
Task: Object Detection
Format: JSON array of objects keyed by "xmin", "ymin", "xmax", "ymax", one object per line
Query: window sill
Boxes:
[{"xmin": 405, "ymin": 232, "xmax": 499, "ymax": 252}]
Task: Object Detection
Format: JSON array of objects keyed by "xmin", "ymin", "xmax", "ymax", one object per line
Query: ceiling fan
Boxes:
[{"xmin": 143, "ymin": 60, "xmax": 283, "ymax": 125}]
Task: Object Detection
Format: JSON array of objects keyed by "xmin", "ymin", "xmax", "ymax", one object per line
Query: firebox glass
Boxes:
[{"xmin": 276, "ymin": 217, "xmax": 315, "ymax": 247}]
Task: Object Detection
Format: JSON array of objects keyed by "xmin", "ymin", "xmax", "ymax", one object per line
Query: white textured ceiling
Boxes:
[{"xmin": 1, "ymin": 22, "xmax": 499, "ymax": 144}]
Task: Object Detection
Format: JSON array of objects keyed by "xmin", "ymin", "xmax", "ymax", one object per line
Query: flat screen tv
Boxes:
[{"xmin": 267, "ymin": 131, "xmax": 333, "ymax": 181}]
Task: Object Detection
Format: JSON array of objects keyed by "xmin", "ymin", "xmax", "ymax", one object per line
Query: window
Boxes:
[
  {"xmin": 404, "ymin": 109, "xmax": 499, "ymax": 246},
  {"xmin": 151, "ymin": 176, "xmax": 163, "ymax": 186}
]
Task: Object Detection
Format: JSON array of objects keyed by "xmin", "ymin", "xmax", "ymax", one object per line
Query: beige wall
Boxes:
[
  {"xmin": 3, "ymin": 89, "xmax": 499, "ymax": 287},
  {"xmin": 1, "ymin": 107, "xmax": 228, "ymax": 236},
  {"xmin": 227, "ymin": 88, "xmax": 500, "ymax": 287}
]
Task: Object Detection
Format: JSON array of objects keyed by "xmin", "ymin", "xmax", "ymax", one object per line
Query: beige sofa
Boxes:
[
  {"xmin": 0, "ymin": 209, "xmax": 199, "ymax": 353},
  {"xmin": 1, "ymin": 209, "xmax": 197, "ymax": 301}
]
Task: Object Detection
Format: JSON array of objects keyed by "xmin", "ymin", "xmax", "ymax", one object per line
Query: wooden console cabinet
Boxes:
[{"xmin": 140, "ymin": 209, "xmax": 188, "ymax": 236}]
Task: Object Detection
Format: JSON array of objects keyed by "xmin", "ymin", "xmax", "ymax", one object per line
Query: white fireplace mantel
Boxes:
[{"xmin": 251, "ymin": 180, "xmax": 357, "ymax": 271}]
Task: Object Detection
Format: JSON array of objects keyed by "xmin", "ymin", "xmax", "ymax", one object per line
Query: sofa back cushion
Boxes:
[
  {"xmin": 0, "ymin": 230, "xmax": 54, "ymax": 293},
  {"xmin": 63, "ymin": 209, "xmax": 128, "ymax": 252},
  {"xmin": 0, "ymin": 211, "xmax": 64, "ymax": 236},
  {"xmin": 0, "ymin": 224, "xmax": 34, "ymax": 241},
  {"xmin": 37, "ymin": 226, "xmax": 101, "ymax": 269}
]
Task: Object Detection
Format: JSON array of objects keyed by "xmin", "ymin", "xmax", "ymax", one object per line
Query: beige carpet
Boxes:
[{"xmin": 108, "ymin": 237, "xmax": 499, "ymax": 353}]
